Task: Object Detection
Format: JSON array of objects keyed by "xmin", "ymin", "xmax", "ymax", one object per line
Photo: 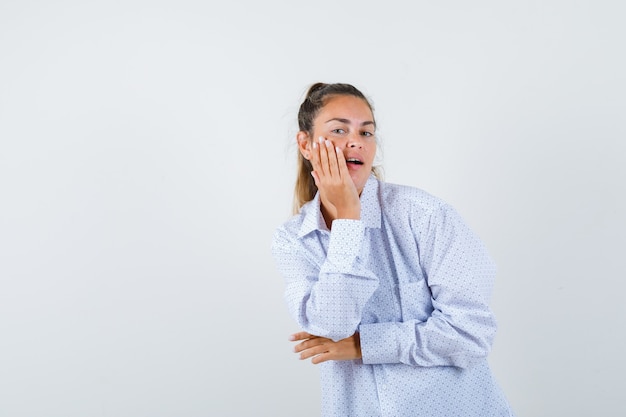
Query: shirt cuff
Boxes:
[
  {"xmin": 359, "ymin": 322, "xmax": 403, "ymax": 365},
  {"xmin": 326, "ymin": 219, "xmax": 364, "ymax": 259}
]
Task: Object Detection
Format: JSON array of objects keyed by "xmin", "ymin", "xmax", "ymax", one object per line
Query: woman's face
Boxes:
[{"xmin": 301, "ymin": 95, "xmax": 377, "ymax": 194}]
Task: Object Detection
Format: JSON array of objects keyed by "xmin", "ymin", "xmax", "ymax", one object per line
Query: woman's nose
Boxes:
[{"xmin": 347, "ymin": 133, "xmax": 363, "ymax": 148}]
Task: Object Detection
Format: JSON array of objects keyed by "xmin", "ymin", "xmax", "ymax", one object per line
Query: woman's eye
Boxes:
[
  {"xmin": 331, "ymin": 129, "xmax": 346, "ymax": 134},
  {"xmin": 362, "ymin": 131, "xmax": 374, "ymax": 137}
]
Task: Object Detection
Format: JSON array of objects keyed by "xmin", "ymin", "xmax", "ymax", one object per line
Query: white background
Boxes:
[{"xmin": 1, "ymin": 1, "xmax": 624, "ymax": 416}]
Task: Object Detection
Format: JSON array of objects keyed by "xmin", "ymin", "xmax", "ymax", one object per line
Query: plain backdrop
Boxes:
[{"xmin": 1, "ymin": 1, "xmax": 624, "ymax": 416}]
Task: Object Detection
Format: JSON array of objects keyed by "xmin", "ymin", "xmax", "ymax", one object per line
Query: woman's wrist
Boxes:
[{"xmin": 336, "ymin": 206, "xmax": 360, "ymax": 220}]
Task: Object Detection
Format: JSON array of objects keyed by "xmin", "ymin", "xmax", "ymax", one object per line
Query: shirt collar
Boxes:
[{"xmin": 297, "ymin": 175, "xmax": 381, "ymax": 238}]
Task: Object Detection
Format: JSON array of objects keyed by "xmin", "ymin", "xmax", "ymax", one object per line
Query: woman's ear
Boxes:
[{"xmin": 297, "ymin": 131, "xmax": 311, "ymax": 160}]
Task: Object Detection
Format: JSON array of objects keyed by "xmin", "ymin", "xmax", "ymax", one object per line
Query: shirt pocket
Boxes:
[{"xmin": 398, "ymin": 280, "xmax": 433, "ymax": 322}]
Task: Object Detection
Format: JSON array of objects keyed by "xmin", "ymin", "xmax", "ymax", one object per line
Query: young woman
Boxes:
[{"xmin": 272, "ymin": 83, "xmax": 515, "ymax": 416}]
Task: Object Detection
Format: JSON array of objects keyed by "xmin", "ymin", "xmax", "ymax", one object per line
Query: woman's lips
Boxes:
[
  {"xmin": 346, "ymin": 159, "xmax": 364, "ymax": 170},
  {"xmin": 345, "ymin": 156, "xmax": 363, "ymax": 163}
]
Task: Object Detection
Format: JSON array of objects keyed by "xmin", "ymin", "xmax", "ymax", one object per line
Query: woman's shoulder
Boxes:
[
  {"xmin": 377, "ymin": 180, "xmax": 476, "ymax": 239},
  {"xmin": 273, "ymin": 199, "xmax": 318, "ymax": 240},
  {"xmin": 378, "ymin": 179, "xmax": 448, "ymax": 213}
]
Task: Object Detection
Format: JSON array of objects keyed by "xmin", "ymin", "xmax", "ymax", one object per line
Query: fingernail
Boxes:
[
  {"xmin": 312, "ymin": 142, "xmax": 317, "ymax": 149},
  {"xmin": 336, "ymin": 146, "xmax": 341, "ymax": 153},
  {"xmin": 325, "ymin": 140, "xmax": 332, "ymax": 147},
  {"xmin": 288, "ymin": 335, "xmax": 296, "ymax": 341},
  {"xmin": 318, "ymin": 136, "xmax": 324, "ymax": 143}
]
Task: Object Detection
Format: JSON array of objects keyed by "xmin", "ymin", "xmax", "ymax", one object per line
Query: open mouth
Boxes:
[{"xmin": 346, "ymin": 158, "xmax": 363, "ymax": 165}]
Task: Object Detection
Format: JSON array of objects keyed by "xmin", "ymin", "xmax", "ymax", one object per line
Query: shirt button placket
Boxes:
[{"xmin": 374, "ymin": 365, "xmax": 391, "ymax": 417}]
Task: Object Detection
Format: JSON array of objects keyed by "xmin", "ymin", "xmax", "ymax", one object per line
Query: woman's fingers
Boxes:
[
  {"xmin": 310, "ymin": 137, "xmax": 341, "ymax": 182},
  {"xmin": 317, "ymin": 137, "xmax": 331, "ymax": 178},
  {"xmin": 324, "ymin": 140, "xmax": 341, "ymax": 178},
  {"xmin": 335, "ymin": 145, "xmax": 350, "ymax": 180},
  {"xmin": 290, "ymin": 332, "xmax": 362, "ymax": 364},
  {"xmin": 335, "ymin": 147, "xmax": 350, "ymax": 174},
  {"xmin": 293, "ymin": 336, "xmax": 324, "ymax": 354},
  {"xmin": 311, "ymin": 352, "xmax": 332, "ymax": 365},
  {"xmin": 309, "ymin": 140, "xmax": 322, "ymax": 177},
  {"xmin": 289, "ymin": 331, "xmax": 315, "ymax": 342},
  {"xmin": 310, "ymin": 170, "xmax": 320, "ymax": 188},
  {"xmin": 307, "ymin": 136, "xmax": 360, "ymax": 221},
  {"xmin": 297, "ymin": 343, "xmax": 330, "ymax": 360},
  {"xmin": 293, "ymin": 336, "xmax": 331, "ymax": 360}
]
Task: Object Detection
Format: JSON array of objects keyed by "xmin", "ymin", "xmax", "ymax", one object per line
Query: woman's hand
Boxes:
[
  {"xmin": 289, "ymin": 331, "xmax": 362, "ymax": 364},
  {"xmin": 309, "ymin": 136, "xmax": 360, "ymax": 224}
]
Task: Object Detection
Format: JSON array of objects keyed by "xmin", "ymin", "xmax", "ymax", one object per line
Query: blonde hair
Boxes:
[{"xmin": 292, "ymin": 82, "xmax": 382, "ymax": 214}]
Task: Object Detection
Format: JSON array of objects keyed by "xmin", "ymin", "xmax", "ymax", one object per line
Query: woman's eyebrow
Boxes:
[{"xmin": 325, "ymin": 118, "xmax": 376, "ymax": 127}]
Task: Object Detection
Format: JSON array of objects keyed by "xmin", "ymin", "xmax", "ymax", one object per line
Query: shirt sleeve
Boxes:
[
  {"xmin": 359, "ymin": 202, "xmax": 498, "ymax": 369},
  {"xmin": 272, "ymin": 219, "xmax": 379, "ymax": 342}
]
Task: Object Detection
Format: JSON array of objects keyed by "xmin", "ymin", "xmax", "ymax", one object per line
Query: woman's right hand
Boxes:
[
  {"xmin": 310, "ymin": 136, "xmax": 361, "ymax": 224},
  {"xmin": 290, "ymin": 331, "xmax": 362, "ymax": 364}
]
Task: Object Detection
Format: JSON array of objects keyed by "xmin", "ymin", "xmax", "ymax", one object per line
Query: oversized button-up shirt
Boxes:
[{"xmin": 272, "ymin": 176, "xmax": 515, "ymax": 416}]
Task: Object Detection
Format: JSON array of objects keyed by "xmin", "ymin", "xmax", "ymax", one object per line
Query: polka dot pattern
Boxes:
[{"xmin": 272, "ymin": 176, "xmax": 515, "ymax": 416}]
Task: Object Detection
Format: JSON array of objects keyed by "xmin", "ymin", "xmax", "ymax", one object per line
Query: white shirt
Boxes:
[{"xmin": 272, "ymin": 176, "xmax": 515, "ymax": 417}]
